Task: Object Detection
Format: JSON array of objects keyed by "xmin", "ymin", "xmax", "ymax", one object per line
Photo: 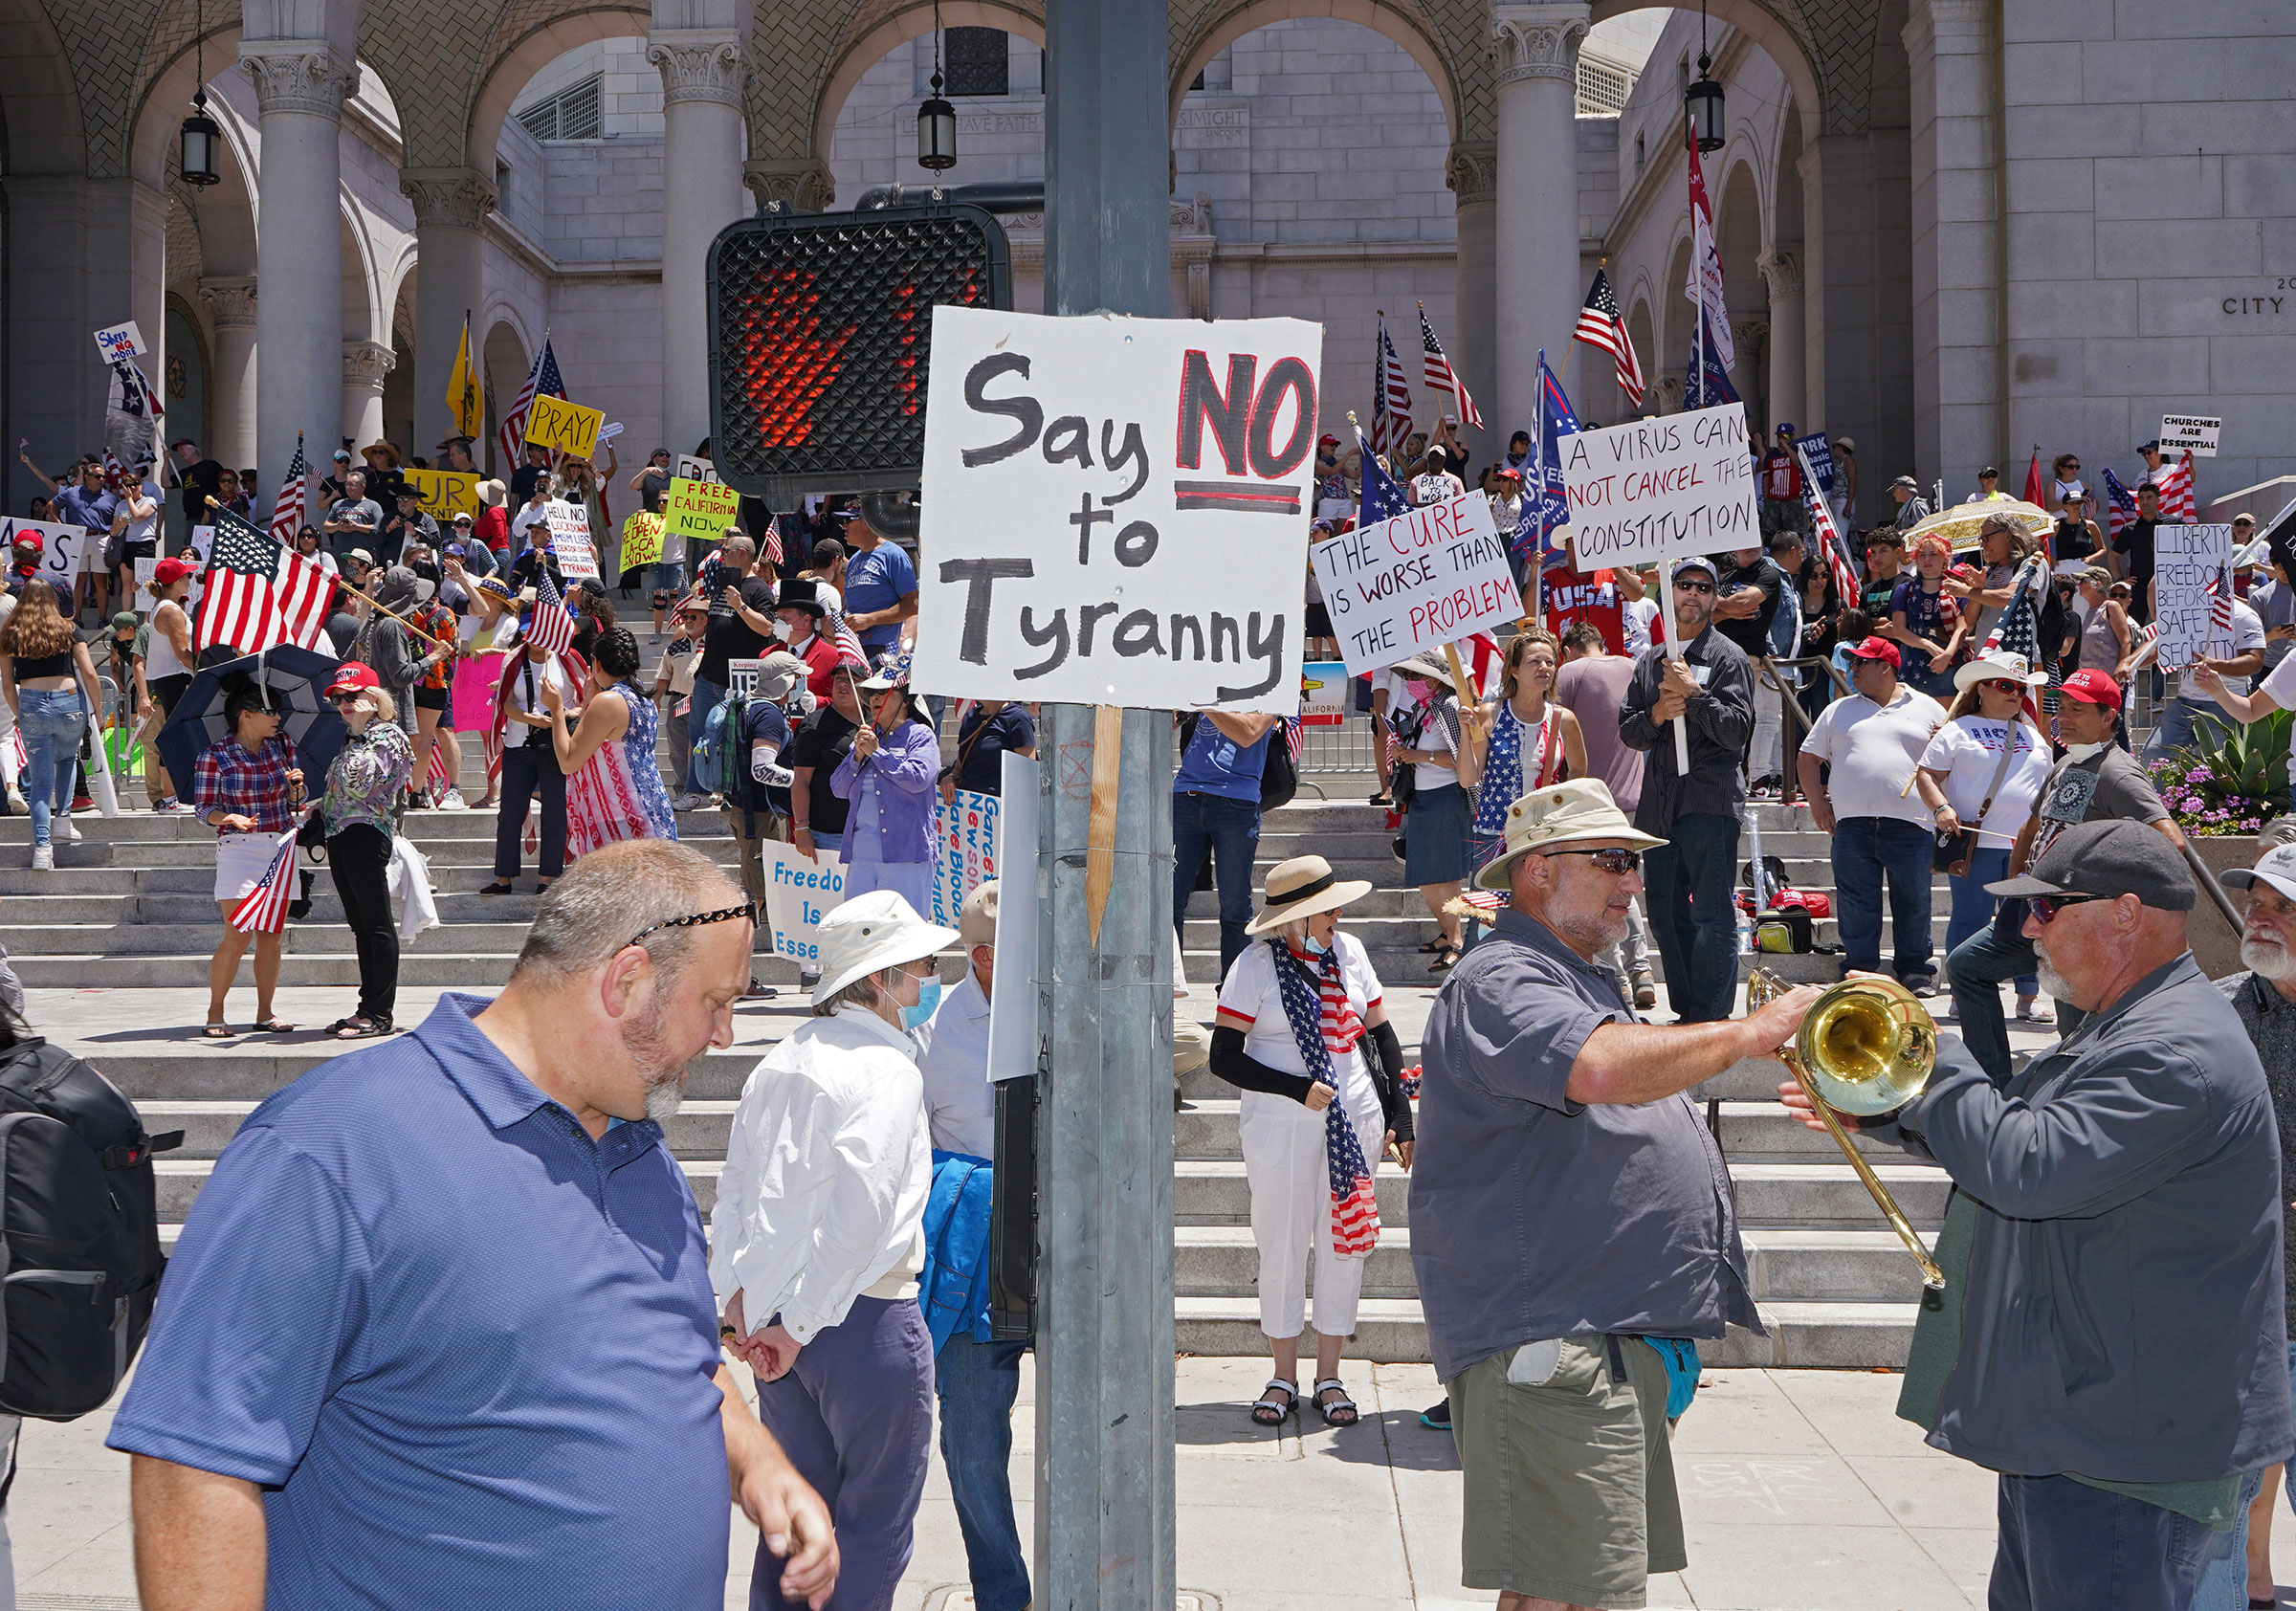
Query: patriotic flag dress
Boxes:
[{"xmin": 565, "ymin": 682, "xmax": 679, "ymax": 857}]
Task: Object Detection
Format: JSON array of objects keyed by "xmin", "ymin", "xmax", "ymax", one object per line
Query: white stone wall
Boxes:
[
  {"xmin": 510, "ymin": 38, "xmax": 665, "ymax": 139},
  {"xmin": 542, "ymin": 139, "xmax": 665, "ymax": 263}
]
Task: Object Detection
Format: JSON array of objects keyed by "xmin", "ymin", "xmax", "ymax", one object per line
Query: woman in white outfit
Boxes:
[
  {"xmin": 712, "ymin": 890, "xmax": 957, "ymax": 1611},
  {"xmin": 1211, "ymin": 854, "xmax": 1414, "ymax": 1430}
]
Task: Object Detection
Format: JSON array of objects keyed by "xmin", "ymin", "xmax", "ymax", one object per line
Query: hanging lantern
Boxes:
[
  {"xmin": 180, "ymin": 91, "xmax": 223, "ymax": 186},
  {"xmin": 916, "ymin": 74, "xmax": 958, "ymax": 171},
  {"xmin": 1686, "ymin": 52, "xmax": 1725, "ymax": 153}
]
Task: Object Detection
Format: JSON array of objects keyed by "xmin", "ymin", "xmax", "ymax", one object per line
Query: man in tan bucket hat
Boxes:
[{"xmin": 1412, "ymin": 777, "xmax": 1821, "ymax": 1611}]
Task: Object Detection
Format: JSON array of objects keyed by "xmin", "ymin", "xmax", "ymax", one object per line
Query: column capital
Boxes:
[
  {"xmin": 1756, "ymin": 248, "xmax": 1802, "ymax": 300},
  {"xmin": 342, "ymin": 340, "xmax": 396, "ymax": 389},
  {"xmin": 1491, "ymin": 5, "xmax": 1590, "ymax": 88},
  {"xmin": 647, "ymin": 32, "xmax": 749, "ymax": 109},
  {"xmin": 743, "ymin": 158, "xmax": 835, "ymax": 213},
  {"xmin": 399, "ymin": 166, "xmax": 498, "ymax": 232},
  {"xmin": 199, "ymin": 276, "xmax": 258, "ymax": 329},
  {"xmin": 239, "ymin": 45, "xmax": 359, "ymax": 121},
  {"xmin": 1732, "ymin": 316, "xmax": 1770, "ymax": 352},
  {"xmin": 1446, "ymin": 141, "xmax": 1497, "ymax": 207}
]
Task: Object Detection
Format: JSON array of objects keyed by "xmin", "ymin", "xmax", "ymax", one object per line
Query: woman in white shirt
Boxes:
[
  {"xmin": 713, "ymin": 890, "xmax": 957, "ymax": 1611},
  {"xmin": 1210, "ymin": 856, "xmax": 1413, "ymax": 1431},
  {"xmin": 1913, "ymin": 651, "xmax": 2054, "ymax": 1024}
]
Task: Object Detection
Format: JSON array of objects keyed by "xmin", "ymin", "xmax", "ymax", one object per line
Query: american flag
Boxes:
[
  {"xmin": 523, "ymin": 570, "xmax": 577, "ymax": 658},
  {"xmin": 495, "ymin": 337, "xmax": 564, "ymax": 470},
  {"xmin": 1685, "ymin": 116, "xmax": 1734, "ymax": 369},
  {"xmin": 1799, "ymin": 442, "xmax": 1859, "ymax": 607},
  {"xmin": 2211, "ymin": 563, "xmax": 2236, "ymax": 637},
  {"xmin": 1416, "ymin": 302, "xmax": 1482, "ymax": 430},
  {"xmin": 1269, "ymin": 944, "xmax": 1379, "ymax": 1257},
  {"xmin": 268, "ymin": 434, "xmax": 309, "ymax": 546},
  {"xmin": 1281, "ymin": 716, "xmax": 1304, "ymax": 763},
  {"xmin": 100, "ymin": 450, "xmax": 127, "ymax": 495},
  {"xmin": 107, "ymin": 360, "xmax": 164, "ymax": 424},
  {"xmin": 1370, "ymin": 315, "xmax": 1412, "ymax": 459},
  {"xmin": 1574, "ymin": 268, "xmax": 1646, "ymax": 407},
  {"xmin": 227, "ymin": 824, "xmax": 301, "ymax": 936},
  {"xmin": 830, "ymin": 612, "xmax": 868, "ymax": 668},
  {"xmin": 762, "ymin": 513, "xmax": 786, "ymax": 567},
  {"xmin": 2101, "ymin": 466, "xmax": 2138, "ymax": 543},
  {"xmin": 1354, "ymin": 422, "xmax": 1408, "ymax": 526},
  {"xmin": 2154, "ymin": 450, "xmax": 2198, "ymax": 523},
  {"xmin": 1981, "ymin": 555, "xmax": 2063, "ymax": 715},
  {"xmin": 193, "ymin": 508, "xmax": 332, "ymax": 655}
]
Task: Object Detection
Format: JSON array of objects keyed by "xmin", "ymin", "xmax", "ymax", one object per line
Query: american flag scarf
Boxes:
[
  {"xmin": 227, "ymin": 823, "xmax": 301, "ymax": 935},
  {"xmin": 1267, "ymin": 938, "xmax": 1379, "ymax": 1258}
]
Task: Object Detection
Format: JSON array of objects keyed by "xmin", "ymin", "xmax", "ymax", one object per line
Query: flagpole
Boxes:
[{"xmin": 1531, "ymin": 349, "xmax": 1546, "ymax": 633}]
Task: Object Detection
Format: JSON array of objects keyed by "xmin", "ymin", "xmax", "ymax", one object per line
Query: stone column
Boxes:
[
  {"xmin": 1491, "ymin": 4, "xmax": 1589, "ymax": 439},
  {"xmin": 241, "ymin": 46, "xmax": 358, "ymax": 511},
  {"xmin": 342, "ymin": 341, "xmax": 396, "ymax": 453},
  {"xmin": 1759, "ymin": 249, "xmax": 1806, "ymax": 430},
  {"xmin": 647, "ymin": 31, "xmax": 750, "ymax": 460},
  {"xmin": 743, "ymin": 158, "xmax": 835, "ymax": 215},
  {"xmin": 1905, "ymin": 0, "xmax": 2002, "ymax": 492},
  {"xmin": 198, "ymin": 277, "xmax": 260, "ymax": 470},
  {"xmin": 1447, "ymin": 141, "xmax": 1498, "ymax": 460},
  {"xmin": 399, "ymin": 167, "xmax": 497, "ymax": 461}
]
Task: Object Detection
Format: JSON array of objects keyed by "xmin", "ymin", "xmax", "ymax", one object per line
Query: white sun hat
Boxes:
[
  {"xmin": 810, "ymin": 890, "xmax": 960, "ymax": 1005},
  {"xmin": 1952, "ymin": 649, "xmax": 2048, "ymax": 693}
]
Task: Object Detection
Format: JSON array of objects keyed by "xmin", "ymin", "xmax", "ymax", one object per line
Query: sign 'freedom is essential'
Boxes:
[{"xmin": 916, "ymin": 306, "xmax": 1322, "ymax": 716}]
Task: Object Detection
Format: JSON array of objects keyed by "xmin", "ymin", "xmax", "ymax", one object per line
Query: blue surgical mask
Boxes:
[
  {"xmin": 1302, "ymin": 932, "xmax": 1331, "ymax": 956},
  {"xmin": 901, "ymin": 979, "xmax": 942, "ymax": 1030}
]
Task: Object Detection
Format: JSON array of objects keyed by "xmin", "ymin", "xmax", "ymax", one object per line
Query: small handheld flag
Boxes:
[
  {"xmin": 1575, "ymin": 268, "xmax": 1646, "ymax": 407},
  {"xmin": 227, "ymin": 824, "xmax": 302, "ymax": 936},
  {"xmin": 1416, "ymin": 302, "xmax": 1482, "ymax": 431}
]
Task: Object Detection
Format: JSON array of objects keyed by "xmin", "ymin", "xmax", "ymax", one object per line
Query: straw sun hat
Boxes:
[{"xmin": 1245, "ymin": 855, "xmax": 1373, "ymax": 937}]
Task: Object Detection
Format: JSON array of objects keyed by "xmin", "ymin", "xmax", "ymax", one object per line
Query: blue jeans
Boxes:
[
  {"xmin": 1174, "ymin": 790, "xmax": 1261, "ymax": 978},
  {"xmin": 1949, "ymin": 848, "xmax": 2037, "ymax": 996},
  {"xmin": 685, "ymin": 674, "xmax": 725, "ymax": 793},
  {"xmin": 1832, "ymin": 817, "xmax": 1935, "ymax": 983},
  {"xmin": 2146, "ymin": 696, "xmax": 2228, "ymax": 760},
  {"xmin": 17, "ymin": 690, "xmax": 83, "ymax": 849},
  {"xmin": 935, "ymin": 1334, "xmax": 1031, "ymax": 1611},
  {"xmin": 2192, "ymin": 1466, "xmax": 2269, "ymax": 1611},
  {"xmin": 1991, "ymin": 1471, "xmax": 2216, "ymax": 1610},
  {"xmin": 1641, "ymin": 810, "xmax": 1739, "ymax": 1023}
]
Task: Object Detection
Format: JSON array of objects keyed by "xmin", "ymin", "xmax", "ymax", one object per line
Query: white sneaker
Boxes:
[
  {"xmin": 58, "ymin": 815, "xmax": 80, "ymax": 843},
  {"xmin": 438, "ymin": 789, "xmax": 468, "ymax": 811},
  {"xmin": 5, "ymin": 790, "xmax": 22, "ymax": 813},
  {"xmin": 30, "ymin": 845, "xmax": 53, "ymax": 871}
]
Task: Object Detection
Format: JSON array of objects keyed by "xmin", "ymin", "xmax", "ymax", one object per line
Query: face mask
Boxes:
[
  {"xmin": 901, "ymin": 978, "xmax": 942, "ymax": 1030},
  {"xmin": 773, "ymin": 619, "xmax": 793, "ymax": 642},
  {"xmin": 2063, "ymin": 739, "xmax": 2109, "ymax": 762},
  {"xmin": 1301, "ymin": 932, "xmax": 1330, "ymax": 956}
]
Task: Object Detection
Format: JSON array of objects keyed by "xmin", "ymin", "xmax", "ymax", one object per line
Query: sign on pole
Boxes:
[
  {"xmin": 663, "ymin": 476, "xmax": 742, "ymax": 551},
  {"xmin": 1309, "ymin": 491, "xmax": 1515, "ymax": 676},
  {"xmin": 544, "ymin": 499, "xmax": 601, "ymax": 581},
  {"xmin": 1794, "ymin": 430, "xmax": 1835, "ymax": 493},
  {"xmin": 761, "ymin": 843, "xmax": 850, "ymax": 971},
  {"xmin": 2152, "ymin": 522, "xmax": 2236, "ymax": 670},
  {"xmin": 404, "ymin": 468, "xmax": 482, "ymax": 519},
  {"xmin": 1300, "ymin": 660, "xmax": 1346, "ymax": 725},
  {"xmin": 930, "ymin": 788, "xmax": 1002, "ymax": 930},
  {"xmin": 2161, "ymin": 414, "xmax": 2221, "ymax": 458},
  {"xmin": 915, "ymin": 305, "xmax": 1321, "ymax": 717},
  {"xmin": 93, "ymin": 323, "xmax": 145, "ymax": 363},
  {"xmin": 618, "ymin": 514, "xmax": 665, "ymax": 572},
  {"xmin": 524, "ymin": 395, "xmax": 606, "ymax": 459},
  {"xmin": 1557, "ymin": 404, "xmax": 1760, "ymax": 570},
  {"xmin": 985, "ymin": 752, "xmax": 1038, "ymax": 1084}
]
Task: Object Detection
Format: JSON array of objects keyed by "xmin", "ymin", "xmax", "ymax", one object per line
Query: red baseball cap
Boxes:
[
  {"xmin": 2057, "ymin": 669, "xmax": 2123, "ymax": 710},
  {"xmin": 1844, "ymin": 635, "xmax": 1901, "ymax": 668},
  {"xmin": 11, "ymin": 533, "xmax": 41, "ymax": 554},
  {"xmin": 1318, "ymin": 433, "xmax": 1339, "ymax": 446},
  {"xmin": 323, "ymin": 663, "xmax": 380, "ymax": 697},
  {"xmin": 152, "ymin": 556, "xmax": 195, "ymax": 586}
]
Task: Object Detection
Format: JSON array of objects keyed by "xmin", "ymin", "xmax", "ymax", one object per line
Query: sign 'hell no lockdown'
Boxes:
[{"xmin": 916, "ymin": 307, "xmax": 1321, "ymax": 716}]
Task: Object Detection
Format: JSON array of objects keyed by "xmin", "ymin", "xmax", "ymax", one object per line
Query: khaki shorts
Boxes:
[{"xmin": 1446, "ymin": 1334, "xmax": 1684, "ymax": 1609}]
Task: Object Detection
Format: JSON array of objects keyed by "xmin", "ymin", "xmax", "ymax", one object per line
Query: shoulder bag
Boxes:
[{"xmin": 1932, "ymin": 720, "xmax": 2022, "ymax": 876}]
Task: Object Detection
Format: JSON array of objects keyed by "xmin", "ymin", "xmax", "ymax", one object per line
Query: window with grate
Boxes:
[
  {"xmin": 517, "ymin": 75, "xmax": 603, "ymax": 142},
  {"xmin": 943, "ymin": 28, "xmax": 1009, "ymax": 96},
  {"xmin": 1575, "ymin": 58, "xmax": 1634, "ymax": 117}
]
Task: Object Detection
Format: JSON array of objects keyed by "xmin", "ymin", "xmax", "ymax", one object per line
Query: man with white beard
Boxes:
[{"xmin": 109, "ymin": 840, "xmax": 840, "ymax": 1611}]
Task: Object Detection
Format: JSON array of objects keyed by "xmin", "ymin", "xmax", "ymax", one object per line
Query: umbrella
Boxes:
[
  {"xmin": 1901, "ymin": 498, "xmax": 2055, "ymax": 552},
  {"xmin": 156, "ymin": 646, "xmax": 349, "ymax": 795}
]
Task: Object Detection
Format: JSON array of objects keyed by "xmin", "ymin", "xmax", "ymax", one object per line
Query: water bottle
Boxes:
[{"xmin": 1735, "ymin": 902, "xmax": 1755, "ymax": 956}]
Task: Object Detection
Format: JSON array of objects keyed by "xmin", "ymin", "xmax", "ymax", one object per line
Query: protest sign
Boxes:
[
  {"xmin": 1309, "ymin": 491, "xmax": 1514, "ymax": 676},
  {"xmin": 725, "ymin": 657, "xmax": 764, "ymax": 698},
  {"xmin": 133, "ymin": 557, "xmax": 157, "ymax": 612},
  {"xmin": 405, "ymin": 468, "xmax": 481, "ymax": 519},
  {"xmin": 762, "ymin": 843, "xmax": 850, "ymax": 970},
  {"xmin": 916, "ymin": 305, "xmax": 1321, "ymax": 716},
  {"xmin": 930, "ymin": 788, "xmax": 1002, "ymax": 930},
  {"xmin": 986, "ymin": 753, "xmax": 1039, "ymax": 1082},
  {"xmin": 2152, "ymin": 522, "xmax": 2235, "ymax": 671},
  {"xmin": 619, "ymin": 512, "xmax": 665, "ymax": 571},
  {"xmin": 2161, "ymin": 414, "xmax": 2220, "ymax": 458},
  {"xmin": 524, "ymin": 395, "xmax": 604, "ymax": 459},
  {"xmin": 0, "ymin": 519, "xmax": 89, "ymax": 586},
  {"xmin": 673, "ymin": 452, "xmax": 720, "ymax": 483},
  {"xmin": 453, "ymin": 651, "xmax": 504, "ymax": 733},
  {"xmin": 187, "ymin": 524, "xmax": 213, "ymax": 609},
  {"xmin": 93, "ymin": 322, "xmax": 144, "ymax": 363},
  {"xmin": 1794, "ymin": 431, "xmax": 1835, "ymax": 492},
  {"xmin": 663, "ymin": 476, "xmax": 740, "ymax": 550},
  {"xmin": 1556, "ymin": 403, "xmax": 1759, "ymax": 570},
  {"xmin": 1300, "ymin": 660, "xmax": 1346, "ymax": 725},
  {"xmin": 544, "ymin": 499, "xmax": 600, "ymax": 581}
]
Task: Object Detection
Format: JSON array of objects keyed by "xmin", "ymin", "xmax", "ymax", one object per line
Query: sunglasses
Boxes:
[
  {"xmin": 2029, "ymin": 893, "xmax": 2105, "ymax": 924},
  {"xmin": 326, "ymin": 691, "xmax": 365, "ymax": 706},
  {"xmin": 1979, "ymin": 677, "xmax": 2021, "ymax": 694},
  {"xmin": 2063, "ymin": 462, "xmax": 2082, "ymax": 471},
  {"xmin": 1674, "ymin": 578, "xmax": 1715, "ymax": 594},
  {"xmin": 1546, "ymin": 848, "xmax": 1642, "ymax": 874},
  {"xmin": 627, "ymin": 899, "xmax": 759, "ymax": 950}
]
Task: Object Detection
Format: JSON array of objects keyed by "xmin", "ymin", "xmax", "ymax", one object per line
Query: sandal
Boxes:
[
  {"xmin": 1429, "ymin": 945, "xmax": 1462, "ymax": 973},
  {"xmin": 1416, "ymin": 938, "xmax": 1447, "ymax": 954},
  {"xmin": 1249, "ymin": 1378, "xmax": 1297, "ymax": 1426},
  {"xmin": 327, "ymin": 1015, "xmax": 393, "ymax": 1040},
  {"xmin": 201, "ymin": 1022, "xmax": 234, "ymax": 1040},
  {"xmin": 250, "ymin": 1018, "xmax": 297, "ymax": 1034},
  {"xmin": 2016, "ymin": 1000, "xmax": 2056, "ymax": 1025},
  {"xmin": 1314, "ymin": 1379, "xmax": 1359, "ymax": 1427},
  {"xmin": 478, "ymin": 881, "xmax": 514, "ymax": 896}
]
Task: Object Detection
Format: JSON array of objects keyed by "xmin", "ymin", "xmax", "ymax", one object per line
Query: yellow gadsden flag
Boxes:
[{"xmin": 446, "ymin": 312, "xmax": 484, "ymax": 440}]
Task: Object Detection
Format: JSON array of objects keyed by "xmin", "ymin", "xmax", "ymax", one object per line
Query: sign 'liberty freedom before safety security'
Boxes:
[{"xmin": 915, "ymin": 306, "xmax": 1321, "ymax": 717}]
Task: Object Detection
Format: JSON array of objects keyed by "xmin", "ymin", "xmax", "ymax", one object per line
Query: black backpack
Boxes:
[
  {"xmin": 0, "ymin": 1038, "xmax": 178, "ymax": 1421},
  {"xmin": 1180, "ymin": 714, "xmax": 1297, "ymax": 813}
]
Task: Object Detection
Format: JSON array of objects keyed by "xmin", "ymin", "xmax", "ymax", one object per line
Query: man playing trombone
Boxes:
[{"xmin": 1786, "ymin": 818, "xmax": 2293, "ymax": 1611}]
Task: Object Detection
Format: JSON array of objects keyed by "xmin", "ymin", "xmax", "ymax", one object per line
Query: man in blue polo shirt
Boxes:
[
  {"xmin": 839, "ymin": 509, "xmax": 917, "ymax": 661},
  {"xmin": 1172, "ymin": 709, "xmax": 1280, "ymax": 975},
  {"xmin": 111, "ymin": 840, "xmax": 838, "ymax": 1610}
]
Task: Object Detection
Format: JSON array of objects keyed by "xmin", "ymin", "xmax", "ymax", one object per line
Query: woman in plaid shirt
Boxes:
[{"xmin": 191, "ymin": 685, "xmax": 303, "ymax": 1038}]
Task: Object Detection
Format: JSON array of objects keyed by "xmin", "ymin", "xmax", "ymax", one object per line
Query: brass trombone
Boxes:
[{"xmin": 1745, "ymin": 969, "xmax": 1947, "ymax": 1290}]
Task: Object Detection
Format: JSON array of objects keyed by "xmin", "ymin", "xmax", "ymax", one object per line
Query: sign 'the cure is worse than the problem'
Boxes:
[{"xmin": 915, "ymin": 306, "xmax": 1321, "ymax": 717}]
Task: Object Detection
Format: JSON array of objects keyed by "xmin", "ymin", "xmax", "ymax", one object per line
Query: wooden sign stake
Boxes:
[{"xmin": 1086, "ymin": 704, "xmax": 1124, "ymax": 945}]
